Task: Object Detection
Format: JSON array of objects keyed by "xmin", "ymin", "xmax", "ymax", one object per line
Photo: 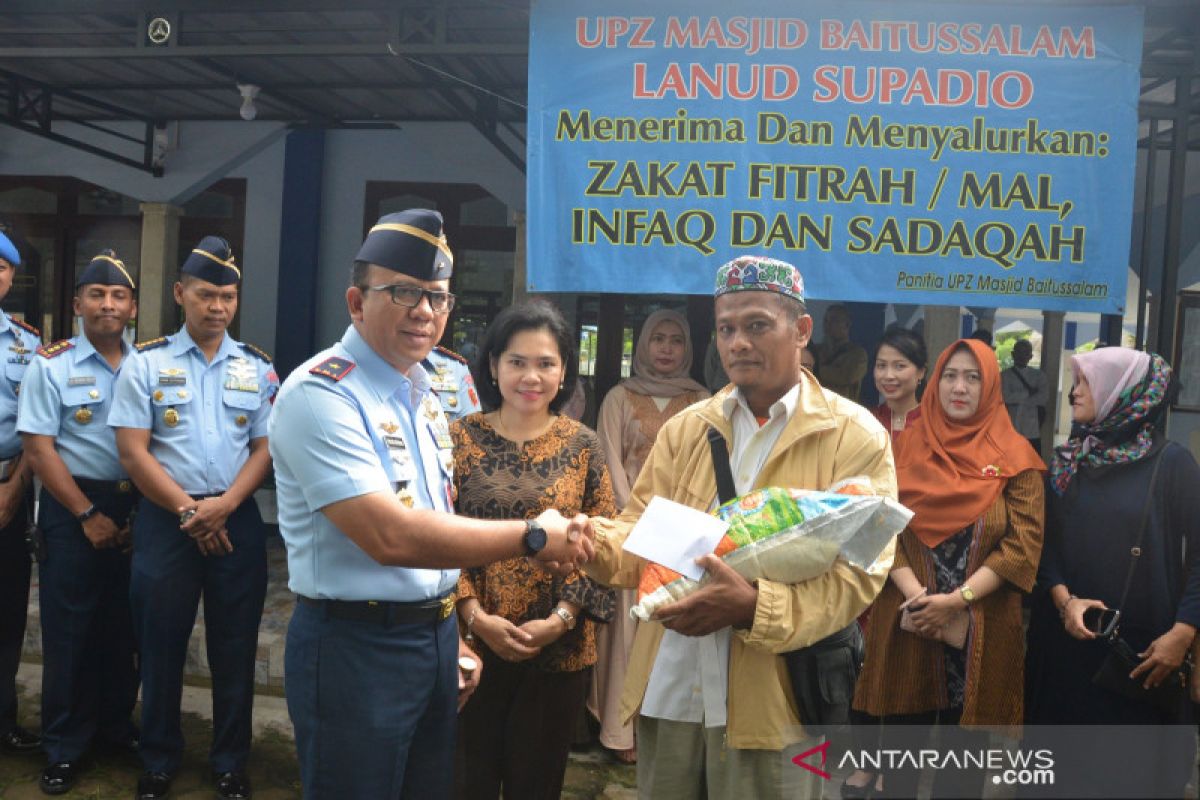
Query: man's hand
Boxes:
[
  {"xmin": 457, "ymin": 638, "xmax": 482, "ymax": 712},
  {"xmin": 81, "ymin": 512, "xmax": 121, "ymax": 549},
  {"xmin": 1132, "ymin": 623, "xmax": 1196, "ymax": 689},
  {"xmin": 906, "ymin": 592, "xmax": 966, "ymax": 638},
  {"xmin": 532, "ymin": 510, "xmax": 594, "ymax": 573},
  {"xmin": 653, "ymin": 554, "xmax": 757, "ymax": 637},
  {"xmin": 0, "ymin": 477, "xmax": 23, "ymax": 529},
  {"xmin": 472, "ymin": 612, "xmax": 542, "ymax": 662},
  {"xmin": 179, "ymin": 496, "xmax": 235, "ymax": 555}
]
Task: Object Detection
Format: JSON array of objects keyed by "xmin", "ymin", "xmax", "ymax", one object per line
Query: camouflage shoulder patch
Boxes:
[
  {"xmin": 309, "ymin": 357, "xmax": 356, "ymax": 382},
  {"xmin": 9, "ymin": 317, "xmax": 40, "ymax": 337},
  {"xmin": 242, "ymin": 342, "xmax": 272, "ymax": 363},
  {"xmin": 434, "ymin": 345, "xmax": 469, "ymax": 366},
  {"xmin": 36, "ymin": 339, "xmax": 74, "ymax": 359},
  {"xmin": 135, "ymin": 336, "xmax": 169, "ymax": 352}
]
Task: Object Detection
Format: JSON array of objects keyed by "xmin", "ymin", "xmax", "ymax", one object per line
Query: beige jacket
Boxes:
[{"xmin": 585, "ymin": 374, "xmax": 897, "ymax": 749}]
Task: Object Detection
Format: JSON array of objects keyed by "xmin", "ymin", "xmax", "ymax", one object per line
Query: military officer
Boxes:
[
  {"xmin": 422, "ymin": 345, "xmax": 479, "ymax": 421},
  {"xmin": 108, "ymin": 236, "xmax": 278, "ymax": 800},
  {"xmin": 0, "ymin": 230, "xmax": 42, "ymax": 756},
  {"xmin": 19, "ymin": 251, "xmax": 140, "ymax": 795},
  {"xmin": 269, "ymin": 209, "xmax": 593, "ymax": 799}
]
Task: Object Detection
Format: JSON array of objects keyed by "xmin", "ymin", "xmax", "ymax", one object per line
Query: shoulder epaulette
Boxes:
[
  {"xmin": 242, "ymin": 342, "xmax": 272, "ymax": 363},
  {"xmin": 9, "ymin": 317, "xmax": 39, "ymax": 337},
  {"xmin": 36, "ymin": 339, "xmax": 73, "ymax": 359},
  {"xmin": 135, "ymin": 336, "xmax": 169, "ymax": 352},
  {"xmin": 434, "ymin": 345, "xmax": 469, "ymax": 366},
  {"xmin": 309, "ymin": 356, "xmax": 356, "ymax": 382}
]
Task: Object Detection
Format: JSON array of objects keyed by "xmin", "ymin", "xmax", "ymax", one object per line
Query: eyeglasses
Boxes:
[{"xmin": 365, "ymin": 284, "xmax": 456, "ymax": 313}]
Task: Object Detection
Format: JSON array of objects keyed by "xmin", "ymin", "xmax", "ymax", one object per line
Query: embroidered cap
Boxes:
[
  {"xmin": 355, "ymin": 209, "xmax": 453, "ymax": 281},
  {"xmin": 181, "ymin": 235, "xmax": 240, "ymax": 286},
  {"xmin": 0, "ymin": 231, "xmax": 19, "ymax": 268},
  {"xmin": 76, "ymin": 249, "xmax": 136, "ymax": 290},
  {"xmin": 714, "ymin": 255, "xmax": 804, "ymax": 304}
]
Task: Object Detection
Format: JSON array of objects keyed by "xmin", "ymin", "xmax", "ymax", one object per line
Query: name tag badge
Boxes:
[
  {"xmin": 68, "ymin": 375, "xmax": 97, "ymax": 386},
  {"xmin": 158, "ymin": 368, "xmax": 186, "ymax": 386}
]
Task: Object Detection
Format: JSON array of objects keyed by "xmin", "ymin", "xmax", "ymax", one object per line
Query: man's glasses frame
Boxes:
[{"xmin": 364, "ymin": 283, "xmax": 456, "ymax": 313}]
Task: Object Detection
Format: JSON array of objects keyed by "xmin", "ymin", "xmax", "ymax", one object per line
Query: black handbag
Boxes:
[
  {"xmin": 705, "ymin": 427, "xmax": 863, "ymax": 736},
  {"xmin": 1090, "ymin": 450, "xmax": 1191, "ymax": 717}
]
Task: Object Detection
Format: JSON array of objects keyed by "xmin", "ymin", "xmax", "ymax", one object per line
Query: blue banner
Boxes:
[{"xmin": 527, "ymin": 1, "xmax": 1143, "ymax": 313}]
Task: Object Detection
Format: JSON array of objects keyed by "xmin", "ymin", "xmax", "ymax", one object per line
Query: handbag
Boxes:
[
  {"xmin": 898, "ymin": 588, "xmax": 969, "ymax": 649},
  {"xmin": 705, "ymin": 427, "xmax": 863, "ymax": 737},
  {"xmin": 1089, "ymin": 450, "xmax": 1191, "ymax": 716}
]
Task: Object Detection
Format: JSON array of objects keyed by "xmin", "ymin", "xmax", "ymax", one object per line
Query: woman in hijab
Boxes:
[
  {"xmin": 588, "ymin": 309, "xmax": 708, "ymax": 764},
  {"xmin": 853, "ymin": 338, "xmax": 1045, "ymax": 798},
  {"xmin": 1025, "ymin": 348, "xmax": 1199, "ymax": 793}
]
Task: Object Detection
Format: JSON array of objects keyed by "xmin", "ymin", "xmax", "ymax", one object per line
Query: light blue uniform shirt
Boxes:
[
  {"xmin": 107, "ymin": 327, "xmax": 277, "ymax": 495},
  {"xmin": 269, "ymin": 325, "xmax": 458, "ymax": 602},
  {"xmin": 421, "ymin": 347, "xmax": 480, "ymax": 423},
  {"xmin": 0, "ymin": 314, "xmax": 41, "ymax": 459},
  {"xmin": 17, "ymin": 335, "xmax": 130, "ymax": 480}
]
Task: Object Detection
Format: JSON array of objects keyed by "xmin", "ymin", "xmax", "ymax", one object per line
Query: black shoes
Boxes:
[
  {"xmin": 40, "ymin": 761, "xmax": 83, "ymax": 795},
  {"xmin": 0, "ymin": 725, "xmax": 42, "ymax": 753},
  {"xmin": 136, "ymin": 771, "xmax": 172, "ymax": 800},
  {"xmin": 215, "ymin": 769, "xmax": 252, "ymax": 800}
]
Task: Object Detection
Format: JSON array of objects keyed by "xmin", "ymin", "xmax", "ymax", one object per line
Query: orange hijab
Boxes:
[{"xmin": 894, "ymin": 338, "xmax": 1045, "ymax": 548}]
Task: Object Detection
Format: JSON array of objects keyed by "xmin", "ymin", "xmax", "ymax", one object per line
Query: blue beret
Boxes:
[
  {"xmin": 0, "ymin": 232, "xmax": 20, "ymax": 268},
  {"xmin": 76, "ymin": 250, "xmax": 136, "ymax": 290},
  {"xmin": 355, "ymin": 209, "xmax": 453, "ymax": 281},
  {"xmin": 181, "ymin": 236, "xmax": 240, "ymax": 286}
]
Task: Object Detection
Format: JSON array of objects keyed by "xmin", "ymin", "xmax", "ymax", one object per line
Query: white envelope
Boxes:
[{"xmin": 621, "ymin": 496, "xmax": 729, "ymax": 582}]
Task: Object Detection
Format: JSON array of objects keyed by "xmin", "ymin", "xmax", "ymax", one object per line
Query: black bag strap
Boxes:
[
  {"xmin": 1010, "ymin": 367, "xmax": 1037, "ymax": 397},
  {"xmin": 706, "ymin": 426, "xmax": 737, "ymax": 505},
  {"xmin": 1114, "ymin": 449, "xmax": 1167, "ymax": 614}
]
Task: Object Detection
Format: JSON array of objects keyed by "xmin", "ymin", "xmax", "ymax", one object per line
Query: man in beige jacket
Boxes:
[{"xmin": 585, "ymin": 256, "xmax": 897, "ymax": 799}]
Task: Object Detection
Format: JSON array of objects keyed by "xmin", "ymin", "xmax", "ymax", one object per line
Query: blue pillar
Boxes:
[{"xmin": 274, "ymin": 128, "xmax": 325, "ymax": 380}]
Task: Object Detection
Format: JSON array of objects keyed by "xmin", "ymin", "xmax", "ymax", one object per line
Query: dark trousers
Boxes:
[
  {"xmin": 130, "ymin": 497, "xmax": 266, "ymax": 774},
  {"xmin": 0, "ymin": 486, "xmax": 30, "ymax": 734},
  {"xmin": 286, "ymin": 600, "xmax": 458, "ymax": 800},
  {"xmin": 878, "ymin": 709, "xmax": 989, "ymax": 799},
  {"xmin": 38, "ymin": 485, "xmax": 139, "ymax": 763},
  {"xmin": 456, "ymin": 653, "xmax": 589, "ymax": 800}
]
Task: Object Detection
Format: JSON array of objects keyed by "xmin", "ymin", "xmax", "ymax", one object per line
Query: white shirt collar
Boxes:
[{"xmin": 720, "ymin": 382, "xmax": 801, "ymax": 425}]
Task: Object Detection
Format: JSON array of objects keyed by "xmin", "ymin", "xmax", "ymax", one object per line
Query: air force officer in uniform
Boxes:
[
  {"xmin": 19, "ymin": 251, "xmax": 140, "ymax": 795},
  {"xmin": 269, "ymin": 210, "xmax": 593, "ymax": 799},
  {"xmin": 109, "ymin": 236, "xmax": 278, "ymax": 800}
]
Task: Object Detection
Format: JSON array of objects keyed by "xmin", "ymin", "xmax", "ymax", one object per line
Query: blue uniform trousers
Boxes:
[
  {"xmin": 38, "ymin": 484, "xmax": 139, "ymax": 762},
  {"xmin": 0, "ymin": 486, "xmax": 30, "ymax": 735},
  {"xmin": 130, "ymin": 497, "xmax": 267, "ymax": 775},
  {"xmin": 286, "ymin": 599, "xmax": 458, "ymax": 799}
]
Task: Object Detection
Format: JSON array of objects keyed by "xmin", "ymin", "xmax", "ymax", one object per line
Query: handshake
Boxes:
[{"xmin": 528, "ymin": 508, "xmax": 595, "ymax": 576}]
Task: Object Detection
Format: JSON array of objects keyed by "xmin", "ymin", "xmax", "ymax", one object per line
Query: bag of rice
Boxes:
[{"xmin": 630, "ymin": 479, "xmax": 910, "ymax": 622}]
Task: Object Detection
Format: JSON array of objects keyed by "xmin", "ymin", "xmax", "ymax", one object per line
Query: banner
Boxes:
[{"xmin": 526, "ymin": 2, "xmax": 1143, "ymax": 312}]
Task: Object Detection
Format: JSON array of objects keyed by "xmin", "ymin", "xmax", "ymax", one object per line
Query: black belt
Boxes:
[
  {"xmin": 74, "ymin": 477, "xmax": 136, "ymax": 494},
  {"xmin": 298, "ymin": 594, "xmax": 456, "ymax": 626}
]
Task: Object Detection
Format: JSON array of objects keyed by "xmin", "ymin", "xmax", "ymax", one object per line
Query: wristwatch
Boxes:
[
  {"xmin": 76, "ymin": 505, "xmax": 98, "ymax": 523},
  {"xmin": 522, "ymin": 519, "xmax": 547, "ymax": 556},
  {"xmin": 553, "ymin": 606, "xmax": 577, "ymax": 630},
  {"xmin": 958, "ymin": 584, "xmax": 977, "ymax": 605}
]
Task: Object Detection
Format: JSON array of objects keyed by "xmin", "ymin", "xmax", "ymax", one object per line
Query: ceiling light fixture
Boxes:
[{"xmin": 237, "ymin": 83, "xmax": 260, "ymax": 121}]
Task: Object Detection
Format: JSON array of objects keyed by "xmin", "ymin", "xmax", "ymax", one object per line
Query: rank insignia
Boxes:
[
  {"xmin": 135, "ymin": 336, "xmax": 168, "ymax": 352},
  {"xmin": 38, "ymin": 340, "xmax": 74, "ymax": 359},
  {"xmin": 310, "ymin": 357, "xmax": 355, "ymax": 382}
]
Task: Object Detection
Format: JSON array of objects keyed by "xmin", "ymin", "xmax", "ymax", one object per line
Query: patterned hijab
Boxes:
[
  {"xmin": 622, "ymin": 310, "xmax": 707, "ymax": 398},
  {"xmin": 1050, "ymin": 349, "xmax": 1171, "ymax": 495},
  {"xmin": 895, "ymin": 339, "xmax": 1046, "ymax": 548}
]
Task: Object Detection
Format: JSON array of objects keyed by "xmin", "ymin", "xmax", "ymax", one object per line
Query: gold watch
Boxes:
[
  {"xmin": 958, "ymin": 584, "xmax": 977, "ymax": 605},
  {"xmin": 553, "ymin": 606, "xmax": 577, "ymax": 630}
]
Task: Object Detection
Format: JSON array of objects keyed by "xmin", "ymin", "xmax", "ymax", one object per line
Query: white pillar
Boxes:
[
  {"xmin": 923, "ymin": 305, "xmax": 961, "ymax": 363},
  {"xmin": 138, "ymin": 203, "xmax": 182, "ymax": 341}
]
